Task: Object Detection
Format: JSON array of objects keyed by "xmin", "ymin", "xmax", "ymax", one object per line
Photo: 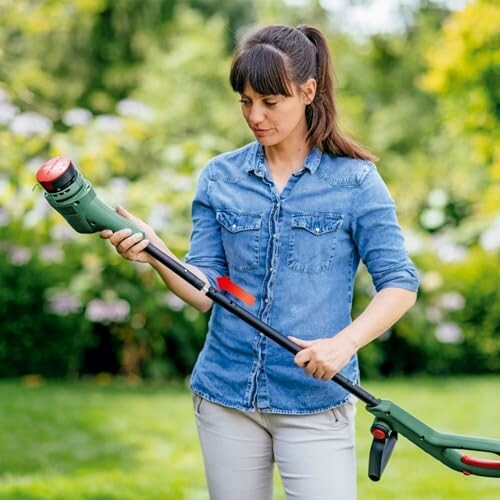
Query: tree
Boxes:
[{"xmin": 421, "ymin": 0, "xmax": 500, "ymax": 216}]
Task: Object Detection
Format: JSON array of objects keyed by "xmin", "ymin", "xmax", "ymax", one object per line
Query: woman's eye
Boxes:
[
  {"xmin": 239, "ymin": 99, "xmax": 250, "ymax": 105},
  {"xmin": 264, "ymin": 101, "xmax": 277, "ymax": 106}
]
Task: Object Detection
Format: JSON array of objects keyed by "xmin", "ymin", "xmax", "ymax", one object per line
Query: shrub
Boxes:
[
  {"xmin": 356, "ymin": 248, "xmax": 500, "ymax": 377},
  {"xmin": 0, "ymin": 247, "xmax": 92, "ymax": 377}
]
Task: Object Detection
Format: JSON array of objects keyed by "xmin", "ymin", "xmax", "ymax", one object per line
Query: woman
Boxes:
[{"xmin": 101, "ymin": 24, "xmax": 419, "ymax": 500}]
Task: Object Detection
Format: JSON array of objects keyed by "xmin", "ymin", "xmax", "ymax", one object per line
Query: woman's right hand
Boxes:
[{"xmin": 99, "ymin": 205, "xmax": 158, "ymax": 264}]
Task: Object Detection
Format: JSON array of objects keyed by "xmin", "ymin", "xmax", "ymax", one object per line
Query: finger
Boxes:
[
  {"xmin": 294, "ymin": 349, "xmax": 310, "ymax": 367},
  {"xmin": 304, "ymin": 361, "xmax": 317, "ymax": 376},
  {"xmin": 132, "ymin": 238, "xmax": 150, "ymax": 254},
  {"xmin": 116, "ymin": 205, "xmax": 142, "ymax": 225},
  {"xmin": 100, "ymin": 229, "xmax": 113, "ymax": 239},
  {"xmin": 313, "ymin": 369, "xmax": 326, "ymax": 380},
  {"xmin": 288, "ymin": 336, "xmax": 313, "ymax": 348},
  {"xmin": 120, "ymin": 238, "xmax": 149, "ymax": 261},
  {"xmin": 117, "ymin": 233, "xmax": 144, "ymax": 253},
  {"xmin": 116, "ymin": 205, "xmax": 132, "ymax": 218},
  {"xmin": 109, "ymin": 228, "xmax": 133, "ymax": 245}
]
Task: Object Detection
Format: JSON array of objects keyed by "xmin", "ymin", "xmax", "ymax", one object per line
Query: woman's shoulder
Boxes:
[{"xmin": 317, "ymin": 153, "xmax": 377, "ymax": 187}]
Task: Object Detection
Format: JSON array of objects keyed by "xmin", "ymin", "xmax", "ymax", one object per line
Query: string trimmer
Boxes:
[{"xmin": 36, "ymin": 156, "xmax": 500, "ymax": 480}]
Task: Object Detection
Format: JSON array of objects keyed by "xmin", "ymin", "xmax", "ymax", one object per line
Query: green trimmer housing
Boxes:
[{"xmin": 37, "ymin": 156, "xmax": 500, "ymax": 480}]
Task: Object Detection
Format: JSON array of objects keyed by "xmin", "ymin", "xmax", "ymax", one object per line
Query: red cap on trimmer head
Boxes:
[{"xmin": 36, "ymin": 156, "xmax": 77, "ymax": 193}]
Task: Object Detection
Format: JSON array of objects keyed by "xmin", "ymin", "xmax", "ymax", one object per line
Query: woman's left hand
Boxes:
[{"xmin": 289, "ymin": 333, "xmax": 358, "ymax": 381}]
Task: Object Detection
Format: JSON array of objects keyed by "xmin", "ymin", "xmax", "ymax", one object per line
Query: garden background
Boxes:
[{"xmin": 0, "ymin": 0, "xmax": 498, "ymax": 498}]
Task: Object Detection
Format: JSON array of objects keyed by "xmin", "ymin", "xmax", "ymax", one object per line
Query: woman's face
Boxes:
[{"xmin": 239, "ymin": 79, "xmax": 316, "ymax": 148}]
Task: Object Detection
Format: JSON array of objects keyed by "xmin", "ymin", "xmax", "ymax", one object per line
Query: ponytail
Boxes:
[{"xmin": 297, "ymin": 25, "xmax": 376, "ymax": 161}]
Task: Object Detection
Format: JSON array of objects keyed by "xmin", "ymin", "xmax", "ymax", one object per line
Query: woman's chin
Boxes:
[{"xmin": 254, "ymin": 136, "xmax": 280, "ymax": 147}]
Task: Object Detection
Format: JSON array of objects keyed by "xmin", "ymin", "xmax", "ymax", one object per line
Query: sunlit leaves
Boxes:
[{"xmin": 421, "ymin": 0, "xmax": 500, "ymax": 216}]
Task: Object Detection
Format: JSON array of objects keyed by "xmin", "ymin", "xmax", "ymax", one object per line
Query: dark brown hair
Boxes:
[{"xmin": 230, "ymin": 25, "xmax": 376, "ymax": 161}]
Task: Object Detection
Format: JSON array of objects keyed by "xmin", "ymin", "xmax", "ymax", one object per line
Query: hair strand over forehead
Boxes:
[{"xmin": 230, "ymin": 44, "xmax": 293, "ymax": 97}]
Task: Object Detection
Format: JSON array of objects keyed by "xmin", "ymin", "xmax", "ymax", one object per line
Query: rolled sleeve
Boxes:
[
  {"xmin": 185, "ymin": 165, "xmax": 228, "ymax": 288},
  {"xmin": 351, "ymin": 165, "xmax": 419, "ymax": 293}
]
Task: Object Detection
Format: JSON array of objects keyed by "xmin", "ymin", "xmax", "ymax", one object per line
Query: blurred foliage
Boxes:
[
  {"xmin": 0, "ymin": 0, "xmax": 178, "ymax": 114},
  {"xmin": 0, "ymin": 0, "xmax": 498, "ymax": 379},
  {"xmin": 420, "ymin": 0, "xmax": 500, "ymax": 216},
  {"xmin": 354, "ymin": 249, "xmax": 500, "ymax": 378},
  {"xmin": 0, "ymin": 247, "xmax": 91, "ymax": 377}
]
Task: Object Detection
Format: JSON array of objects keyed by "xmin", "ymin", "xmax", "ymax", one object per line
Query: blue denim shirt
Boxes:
[{"xmin": 186, "ymin": 142, "xmax": 419, "ymax": 414}]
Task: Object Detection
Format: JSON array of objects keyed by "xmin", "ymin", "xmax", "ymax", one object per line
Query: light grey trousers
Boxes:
[{"xmin": 193, "ymin": 394, "xmax": 357, "ymax": 500}]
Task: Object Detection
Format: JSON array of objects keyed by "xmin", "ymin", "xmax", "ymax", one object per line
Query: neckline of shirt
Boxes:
[{"xmin": 245, "ymin": 142, "xmax": 323, "ymax": 177}]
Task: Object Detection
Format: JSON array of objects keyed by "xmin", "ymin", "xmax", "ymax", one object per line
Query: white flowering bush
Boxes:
[{"xmin": 0, "ymin": 9, "xmax": 245, "ymax": 378}]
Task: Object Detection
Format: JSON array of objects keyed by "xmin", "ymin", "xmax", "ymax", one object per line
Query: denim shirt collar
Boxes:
[{"xmin": 245, "ymin": 142, "xmax": 323, "ymax": 178}]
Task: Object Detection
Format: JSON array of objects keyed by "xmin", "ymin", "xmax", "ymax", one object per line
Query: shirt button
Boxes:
[
  {"xmin": 273, "ymin": 233, "xmax": 278, "ymax": 239},
  {"xmin": 264, "ymin": 298, "xmax": 269, "ymax": 303},
  {"xmin": 232, "ymin": 224, "xmax": 237, "ymax": 231},
  {"xmin": 269, "ymin": 267, "xmax": 273, "ymax": 272},
  {"xmin": 315, "ymin": 227, "xmax": 320, "ymax": 233}
]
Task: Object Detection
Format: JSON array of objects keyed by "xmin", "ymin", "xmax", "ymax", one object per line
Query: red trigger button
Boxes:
[{"xmin": 372, "ymin": 428, "xmax": 387, "ymax": 441}]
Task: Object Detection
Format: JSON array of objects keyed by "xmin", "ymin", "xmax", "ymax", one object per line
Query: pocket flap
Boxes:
[
  {"xmin": 291, "ymin": 214, "xmax": 343, "ymax": 235},
  {"xmin": 216, "ymin": 210, "xmax": 262, "ymax": 232}
]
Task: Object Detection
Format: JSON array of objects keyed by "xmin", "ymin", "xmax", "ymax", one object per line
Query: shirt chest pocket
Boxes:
[
  {"xmin": 216, "ymin": 210, "xmax": 263, "ymax": 272},
  {"xmin": 287, "ymin": 213, "xmax": 343, "ymax": 274}
]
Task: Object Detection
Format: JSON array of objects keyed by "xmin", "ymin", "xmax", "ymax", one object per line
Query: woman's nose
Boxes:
[{"xmin": 246, "ymin": 104, "xmax": 265, "ymax": 125}]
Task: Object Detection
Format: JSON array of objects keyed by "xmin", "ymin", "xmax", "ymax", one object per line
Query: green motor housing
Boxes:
[{"xmin": 36, "ymin": 156, "xmax": 142, "ymax": 235}]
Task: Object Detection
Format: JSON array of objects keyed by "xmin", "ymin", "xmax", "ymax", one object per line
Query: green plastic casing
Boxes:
[
  {"xmin": 367, "ymin": 399, "xmax": 500, "ymax": 478},
  {"xmin": 42, "ymin": 170, "xmax": 142, "ymax": 235}
]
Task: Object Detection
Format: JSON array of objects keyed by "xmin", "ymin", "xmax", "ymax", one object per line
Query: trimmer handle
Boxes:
[
  {"xmin": 368, "ymin": 420, "xmax": 398, "ymax": 481},
  {"xmin": 440, "ymin": 439, "xmax": 500, "ymax": 477}
]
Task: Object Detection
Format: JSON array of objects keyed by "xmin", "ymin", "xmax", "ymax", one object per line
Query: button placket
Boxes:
[{"xmin": 265, "ymin": 200, "xmax": 281, "ymax": 311}]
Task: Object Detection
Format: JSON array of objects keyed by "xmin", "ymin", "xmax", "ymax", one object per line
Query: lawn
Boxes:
[{"xmin": 0, "ymin": 376, "xmax": 498, "ymax": 499}]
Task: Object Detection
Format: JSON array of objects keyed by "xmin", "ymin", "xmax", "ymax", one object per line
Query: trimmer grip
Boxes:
[
  {"xmin": 461, "ymin": 454, "xmax": 500, "ymax": 470},
  {"xmin": 368, "ymin": 421, "xmax": 398, "ymax": 481},
  {"xmin": 442, "ymin": 446, "xmax": 500, "ymax": 477}
]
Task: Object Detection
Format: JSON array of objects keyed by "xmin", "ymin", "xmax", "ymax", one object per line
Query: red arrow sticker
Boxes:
[{"xmin": 216, "ymin": 276, "xmax": 256, "ymax": 307}]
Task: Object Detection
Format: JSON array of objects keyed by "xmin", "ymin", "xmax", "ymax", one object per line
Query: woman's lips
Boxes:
[{"xmin": 253, "ymin": 128, "xmax": 272, "ymax": 137}]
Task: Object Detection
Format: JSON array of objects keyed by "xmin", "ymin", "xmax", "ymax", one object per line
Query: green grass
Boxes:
[{"xmin": 0, "ymin": 376, "xmax": 498, "ymax": 499}]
